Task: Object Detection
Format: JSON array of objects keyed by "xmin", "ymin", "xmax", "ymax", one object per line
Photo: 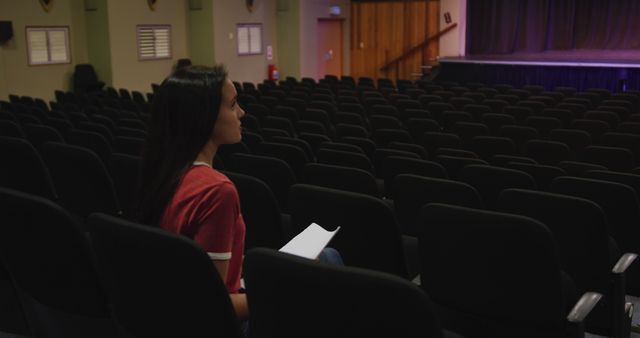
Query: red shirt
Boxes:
[{"xmin": 161, "ymin": 164, "xmax": 245, "ymax": 293}]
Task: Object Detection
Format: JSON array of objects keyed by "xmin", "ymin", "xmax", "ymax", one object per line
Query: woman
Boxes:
[{"xmin": 138, "ymin": 65, "xmax": 248, "ymax": 319}]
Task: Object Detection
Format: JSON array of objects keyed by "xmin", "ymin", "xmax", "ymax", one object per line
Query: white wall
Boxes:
[
  {"xmin": 299, "ymin": 0, "xmax": 351, "ymax": 80},
  {"xmin": 107, "ymin": 0, "xmax": 190, "ymax": 93},
  {"xmin": 439, "ymin": 0, "xmax": 467, "ymax": 58},
  {"xmin": 212, "ymin": 0, "xmax": 277, "ymax": 85}
]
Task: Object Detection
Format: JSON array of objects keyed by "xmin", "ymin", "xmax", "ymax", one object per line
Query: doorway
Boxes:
[{"xmin": 317, "ymin": 19, "xmax": 343, "ymax": 79}]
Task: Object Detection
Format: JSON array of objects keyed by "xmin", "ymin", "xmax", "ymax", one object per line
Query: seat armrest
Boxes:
[
  {"xmin": 567, "ymin": 292, "xmax": 602, "ymax": 323},
  {"xmin": 612, "ymin": 253, "xmax": 638, "ymax": 274}
]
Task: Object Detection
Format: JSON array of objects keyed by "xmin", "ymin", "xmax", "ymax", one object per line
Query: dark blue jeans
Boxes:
[{"xmin": 317, "ymin": 247, "xmax": 344, "ymax": 265}]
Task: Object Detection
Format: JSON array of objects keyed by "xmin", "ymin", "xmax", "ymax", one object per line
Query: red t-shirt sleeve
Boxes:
[{"xmin": 192, "ymin": 180, "xmax": 240, "ymax": 260}]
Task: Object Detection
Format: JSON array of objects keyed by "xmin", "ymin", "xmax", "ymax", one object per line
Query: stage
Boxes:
[{"xmin": 436, "ymin": 49, "xmax": 640, "ymax": 92}]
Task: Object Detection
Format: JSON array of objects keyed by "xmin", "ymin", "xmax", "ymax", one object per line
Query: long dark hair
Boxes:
[{"xmin": 137, "ymin": 65, "xmax": 228, "ymax": 226}]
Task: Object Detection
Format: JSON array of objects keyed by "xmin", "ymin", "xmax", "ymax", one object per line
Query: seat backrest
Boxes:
[
  {"xmin": 0, "ymin": 136, "xmax": 58, "ymax": 200},
  {"xmin": 470, "ymin": 136, "xmax": 516, "ymax": 160},
  {"xmin": 0, "ymin": 188, "xmax": 115, "ymax": 337},
  {"xmin": 254, "ymin": 142, "xmax": 308, "ymax": 181},
  {"xmin": 524, "ymin": 139, "xmax": 572, "ymax": 165},
  {"xmin": 41, "ymin": 142, "xmax": 121, "ymax": 217},
  {"xmin": 0, "ymin": 120, "xmax": 26, "ymax": 138},
  {"xmin": 244, "ymin": 248, "xmax": 443, "ymax": 338},
  {"xmin": 582, "ymin": 145, "xmax": 634, "ymax": 172},
  {"xmin": 87, "ymin": 213, "xmax": 241, "ymax": 338},
  {"xmin": 225, "ymin": 171, "xmax": 287, "ymax": 250},
  {"xmin": 304, "ymin": 163, "xmax": 380, "ymax": 198},
  {"xmin": 316, "ymin": 148, "xmax": 375, "ymax": 174},
  {"xmin": 584, "ymin": 170, "xmax": 640, "ymax": 206},
  {"xmin": 65, "ymin": 129, "xmax": 113, "ymax": 165},
  {"xmin": 503, "ymin": 162, "xmax": 566, "ymax": 191},
  {"xmin": 108, "ymin": 153, "xmax": 141, "ymax": 220},
  {"xmin": 497, "ymin": 189, "xmax": 611, "ymax": 295},
  {"xmin": 434, "ymin": 155, "xmax": 488, "ymax": 180},
  {"xmin": 226, "ymin": 153, "xmax": 296, "ymax": 212},
  {"xmin": 551, "ymin": 176, "xmax": 640, "ymax": 256},
  {"xmin": 392, "ymin": 174, "xmax": 483, "ymax": 236},
  {"xmin": 419, "ymin": 203, "xmax": 567, "ymax": 337},
  {"xmin": 459, "ymin": 164, "xmax": 536, "ymax": 209},
  {"xmin": 74, "ymin": 64, "xmax": 99, "ymax": 82},
  {"xmin": 380, "ymin": 156, "xmax": 448, "ymax": 197},
  {"xmin": 288, "ymin": 184, "xmax": 408, "ymax": 277}
]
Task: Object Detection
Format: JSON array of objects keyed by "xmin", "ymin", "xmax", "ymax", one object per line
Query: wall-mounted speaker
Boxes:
[
  {"xmin": 277, "ymin": 0, "xmax": 289, "ymax": 12},
  {"xmin": 0, "ymin": 21, "xmax": 13, "ymax": 44},
  {"xmin": 189, "ymin": 0, "xmax": 202, "ymax": 10}
]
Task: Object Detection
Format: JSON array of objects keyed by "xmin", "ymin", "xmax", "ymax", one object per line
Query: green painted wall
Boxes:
[
  {"xmin": 276, "ymin": 0, "xmax": 300, "ymax": 80},
  {"xmin": 189, "ymin": 0, "xmax": 215, "ymax": 66},
  {"xmin": 85, "ymin": 0, "xmax": 112, "ymax": 87}
]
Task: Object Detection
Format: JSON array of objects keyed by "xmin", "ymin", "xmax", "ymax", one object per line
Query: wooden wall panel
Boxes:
[{"xmin": 350, "ymin": 0, "xmax": 440, "ymax": 82}]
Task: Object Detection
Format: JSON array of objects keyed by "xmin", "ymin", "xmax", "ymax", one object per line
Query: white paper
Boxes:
[{"xmin": 279, "ymin": 223, "xmax": 340, "ymax": 259}]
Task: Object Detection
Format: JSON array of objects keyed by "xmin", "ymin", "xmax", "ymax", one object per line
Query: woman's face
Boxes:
[{"xmin": 212, "ymin": 78, "xmax": 245, "ymax": 145}]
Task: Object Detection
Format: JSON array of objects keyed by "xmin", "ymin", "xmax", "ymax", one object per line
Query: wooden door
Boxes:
[{"xmin": 317, "ymin": 19, "xmax": 343, "ymax": 79}]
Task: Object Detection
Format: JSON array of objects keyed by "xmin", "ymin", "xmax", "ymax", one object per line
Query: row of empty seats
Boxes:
[{"xmin": 2, "ymin": 76, "xmax": 640, "ymax": 337}]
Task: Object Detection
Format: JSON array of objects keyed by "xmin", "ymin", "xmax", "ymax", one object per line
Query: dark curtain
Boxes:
[{"xmin": 467, "ymin": 0, "xmax": 640, "ymax": 55}]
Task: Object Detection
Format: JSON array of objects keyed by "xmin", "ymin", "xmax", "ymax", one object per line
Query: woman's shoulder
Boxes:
[{"xmin": 182, "ymin": 166, "xmax": 237, "ymax": 196}]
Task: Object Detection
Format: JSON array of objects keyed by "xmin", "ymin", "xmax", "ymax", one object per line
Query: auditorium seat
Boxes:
[
  {"xmin": 225, "ymin": 171, "xmax": 288, "ymax": 248},
  {"xmin": 227, "ymin": 153, "xmax": 296, "ymax": 212},
  {"xmin": 434, "ymin": 155, "xmax": 488, "ymax": 180},
  {"xmin": 387, "ymin": 141, "xmax": 429, "ymax": 159},
  {"xmin": 303, "ymin": 163, "xmax": 380, "ymax": 198},
  {"xmin": 600, "ymin": 132, "xmax": 640, "ymax": 165},
  {"xmin": 582, "ymin": 145, "xmax": 634, "ymax": 172},
  {"xmin": 42, "ymin": 142, "xmax": 121, "ymax": 219},
  {"xmin": 458, "ymin": 164, "xmax": 536, "ymax": 209},
  {"xmin": 497, "ymin": 189, "xmax": 634, "ymax": 338},
  {"xmin": 316, "ymin": 148, "xmax": 374, "ymax": 174},
  {"xmin": 254, "ymin": 142, "xmax": 309, "ymax": 181},
  {"xmin": 392, "ymin": 174, "xmax": 483, "ymax": 236},
  {"xmin": 288, "ymin": 184, "xmax": 410, "ymax": 278},
  {"xmin": 502, "ymin": 163, "xmax": 566, "ymax": 191},
  {"xmin": 0, "ymin": 188, "xmax": 116, "ymax": 338},
  {"xmin": 419, "ymin": 203, "xmax": 601, "ymax": 338},
  {"xmin": 469, "ymin": 136, "xmax": 516, "ymax": 161},
  {"xmin": 551, "ymin": 176, "xmax": 640, "ymax": 297},
  {"xmin": 0, "ymin": 120, "xmax": 26, "ymax": 138},
  {"xmin": 557, "ymin": 161, "xmax": 608, "ymax": 177},
  {"xmin": 244, "ymin": 248, "xmax": 457, "ymax": 338},
  {"xmin": 87, "ymin": 213, "xmax": 242, "ymax": 338},
  {"xmin": 549, "ymin": 129, "xmax": 592, "ymax": 159},
  {"xmin": 378, "ymin": 156, "xmax": 448, "ymax": 197},
  {"xmin": 524, "ymin": 140, "xmax": 572, "ymax": 165},
  {"xmin": 0, "ymin": 136, "xmax": 58, "ymax": 201}
]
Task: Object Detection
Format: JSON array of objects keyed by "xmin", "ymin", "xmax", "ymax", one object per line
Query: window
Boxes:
[
  {"xmin": 137, "ymin": 25, "xmax": 171, "ymax": 60},
  {"xmin": 237, "ymin": 24, "xmax": 262, "ymax": 55},
  {"xmin": 26, "ymin": 26, "xmax": 70, "ymax": 65}
]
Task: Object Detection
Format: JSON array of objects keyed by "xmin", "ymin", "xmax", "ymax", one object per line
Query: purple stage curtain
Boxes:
[{"xmin": 467, "ymin": 0, "xmax": 640, "ymax": 55}]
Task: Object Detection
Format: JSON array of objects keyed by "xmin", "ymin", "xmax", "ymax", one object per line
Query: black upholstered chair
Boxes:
[
  {"xmin": 244, "ymin": 248, "xmax": 456, "ymax": 338},
  {"xmin": 419, "ymin": 203, "xmax": 601, "ymax": 338},
  {"xmin": 0, "ymin": 188, "xmax": 116, "ymax": 338},
  {"xmin": 87, "ymin": 213, "xmax": 242, "ymax": 338}
]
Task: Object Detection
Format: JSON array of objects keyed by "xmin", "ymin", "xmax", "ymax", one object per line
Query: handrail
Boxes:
[{"xmin": 379, "ymin": 23, "xmax": 458, "ymax": 72}]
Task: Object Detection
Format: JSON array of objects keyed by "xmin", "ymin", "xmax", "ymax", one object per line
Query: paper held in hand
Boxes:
[{"xmin": 279, "ymin": 223, "xmax": 340, "ymax": 259}]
